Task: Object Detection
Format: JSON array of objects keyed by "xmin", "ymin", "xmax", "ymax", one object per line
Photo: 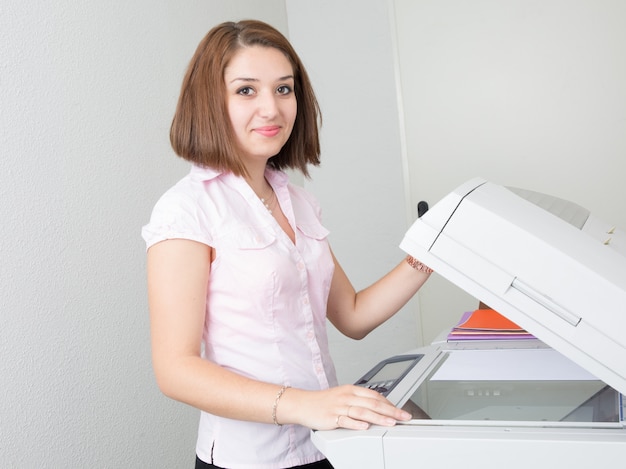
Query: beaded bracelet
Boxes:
[
  {"xmin": 272, "ymin": 385, "xmax": 290, "ymax": 426},
  {"xmin": 405, "ymin": 255, "xmax": 434, "ymax": 274}
]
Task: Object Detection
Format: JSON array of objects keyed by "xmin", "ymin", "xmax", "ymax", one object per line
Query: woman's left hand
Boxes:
[{"xmin": 276, "ymin": 384, "xmax": 412, "ymax": 431}]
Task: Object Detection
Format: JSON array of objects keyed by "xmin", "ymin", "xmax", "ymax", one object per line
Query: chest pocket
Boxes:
[
  {"xmin": 210, "ymin": 226, "xmax": 280, "ymax": 302},
  {"xmin": 297, "ymin": 222, "xmax": 330, "ymax": 242},
  {"xmin": 213, "ymin": 226, "xmax": 277, "ymax": 251}
]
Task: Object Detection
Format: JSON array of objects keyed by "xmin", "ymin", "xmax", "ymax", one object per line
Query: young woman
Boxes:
[{"xmin": 142, "ymin": 19, "xmax": 433, "ymax": 469}]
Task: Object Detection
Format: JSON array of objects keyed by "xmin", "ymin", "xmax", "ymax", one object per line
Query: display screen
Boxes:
[
  {"xmin": 369, "ymin": 360, "xmax": 416, "ymax": 383},
  {"xmin": 356, "ymin": 355, "xmax": 423, "ymax": 396}
]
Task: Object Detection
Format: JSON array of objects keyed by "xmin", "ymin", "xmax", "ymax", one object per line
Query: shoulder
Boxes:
[
  {"xmin": 142, "ymin": 165, "xmax": 225, "ymax": 248},
  {"xmin": 156, "ymin": 164, "xmax": 227, "ymax": 206}
]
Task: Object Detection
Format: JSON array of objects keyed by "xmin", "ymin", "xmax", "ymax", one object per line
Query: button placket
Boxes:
[{"xmin": 292, "ymin": 251, "xmax": 328, "ymax": 387}]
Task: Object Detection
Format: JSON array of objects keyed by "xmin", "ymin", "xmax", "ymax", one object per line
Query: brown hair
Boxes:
[{"xmin": 170, "ymin": 20, "xmax": 321, "ymax": 177}]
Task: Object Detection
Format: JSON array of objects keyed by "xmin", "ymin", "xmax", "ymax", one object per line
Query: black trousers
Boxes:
[{"xmin": 195, "ymin": 455, "xmax": 334, "ymax": 469}]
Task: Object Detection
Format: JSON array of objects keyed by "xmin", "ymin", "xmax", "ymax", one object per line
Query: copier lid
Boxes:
[{"xmin": 400, "ymin": 178, "xmax": 626, "ymax": 395}]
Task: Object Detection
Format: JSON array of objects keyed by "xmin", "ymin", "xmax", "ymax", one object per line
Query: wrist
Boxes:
[
  {"xmin": 272, "ymin": 385, "xmax": 290, "ymax": 425},
  {"xmin": 273, "ymin": 387, "xmax": 309, "ymax": 427}
]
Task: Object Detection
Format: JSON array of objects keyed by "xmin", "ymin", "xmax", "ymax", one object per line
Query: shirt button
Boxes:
[
  {"xmin": 297, "ymin": 261, "xmax": 305, "ymax": 271},
  {"xmin": 302, "ymin": 296, "xmax": 309, "ymax": 305}
]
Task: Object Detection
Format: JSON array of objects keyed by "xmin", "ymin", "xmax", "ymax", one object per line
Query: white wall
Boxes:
[
  {"xmin": 393, "ymin": 0, "xmax": 626, "ymax": 343},
  {"xmin": 286, "ymin": 0, "xmax": 422, "ymax": 384},
  {"xmin": 0, "ymin": 1, "xmax": 288, "ymax": 467}
]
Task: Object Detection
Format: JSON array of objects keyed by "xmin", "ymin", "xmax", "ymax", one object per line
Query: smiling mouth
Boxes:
[{"xmin": 254, "ymin": 126, "xmax": 281, "ymax": 137}]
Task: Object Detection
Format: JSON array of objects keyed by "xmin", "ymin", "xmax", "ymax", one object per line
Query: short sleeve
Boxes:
[{"xmin": 141, "ymin": 189, "xmax": 213, "ymax": 250}]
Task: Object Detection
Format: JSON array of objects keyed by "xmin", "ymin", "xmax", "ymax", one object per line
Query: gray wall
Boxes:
[
  {"xmin": 286, "ymin": 0, "xmax": 422, "ymax": 385},
  {"xmin": 0, "ymin": 1, "xmax": 288, "ymax": 467}
]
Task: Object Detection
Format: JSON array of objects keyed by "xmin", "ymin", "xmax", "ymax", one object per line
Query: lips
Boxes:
[{"xmin": 254, "ymin": 125, "xmax": 281, "ymax": 137}]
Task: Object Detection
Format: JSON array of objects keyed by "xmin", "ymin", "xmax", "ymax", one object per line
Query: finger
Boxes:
[
  {"xmin": 346, "ymin": 405, "xmax": 401, "ymax": 427},
  {"xmin": 345, "ymin": 397, "xmax": 412, "ymax": 425},
  {"xmin": 335, "ymin": 413, "xmax": 369, "ymax": 430}
]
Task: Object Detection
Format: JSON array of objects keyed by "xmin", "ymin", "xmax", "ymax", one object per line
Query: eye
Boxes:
[
  {"xmin": 276, "ymin": 85, "xmax": 293, "ymax": 95},
  {"xmin": 236, "ymin": 86, "xmax": 255, "ymax": 96}
]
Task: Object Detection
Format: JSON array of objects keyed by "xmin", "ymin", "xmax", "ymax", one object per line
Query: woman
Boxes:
[{"xmin": 142, "ymin": 19, "xmax": 433, "ymax": 469}]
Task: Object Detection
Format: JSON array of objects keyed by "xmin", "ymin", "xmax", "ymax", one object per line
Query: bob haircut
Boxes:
[{"xmin": 170, "ymin": 20, "xmax": 322, "ymax": 177}]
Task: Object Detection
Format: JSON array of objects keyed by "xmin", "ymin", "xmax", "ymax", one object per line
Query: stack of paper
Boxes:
[{"xmin": 447, "ymin": 309, "xmax": 535, "ymax": 341}]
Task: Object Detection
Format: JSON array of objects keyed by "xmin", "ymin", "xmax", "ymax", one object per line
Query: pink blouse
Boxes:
[{"xmin": 142, "ymin": 165, "xmax": 338, "ymax": 468}]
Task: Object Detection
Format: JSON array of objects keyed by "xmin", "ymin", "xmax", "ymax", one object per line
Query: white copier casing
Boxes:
[{"xmin": 312, "ymin": 178, "xmax": 626, "ymax": 468}]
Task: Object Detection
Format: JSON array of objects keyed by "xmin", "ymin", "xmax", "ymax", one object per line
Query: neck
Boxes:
[{"xmin": 245, "ymin": 165, "xmax": 272, "ymax": 198}]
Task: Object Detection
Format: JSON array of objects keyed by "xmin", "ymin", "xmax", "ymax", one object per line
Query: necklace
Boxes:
[{"xmin": 259, "ymin": 187, "xmax": 277, "ymax": 214}]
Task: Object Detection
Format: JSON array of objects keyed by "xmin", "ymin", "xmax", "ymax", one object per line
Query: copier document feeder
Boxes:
[{"xmin": 312, "ymin": 178, "xmax": 626, "ymax": 469}]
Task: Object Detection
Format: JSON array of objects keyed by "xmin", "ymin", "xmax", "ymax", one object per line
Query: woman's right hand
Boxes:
[{"xmin": 276, "ymin": 384, "xmax": 412, "ymax": 431}]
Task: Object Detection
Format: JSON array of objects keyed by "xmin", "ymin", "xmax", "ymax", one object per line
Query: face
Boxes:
[{"xmin": 224, "ymin": 46, "xmax": 297, "ymax": 168}]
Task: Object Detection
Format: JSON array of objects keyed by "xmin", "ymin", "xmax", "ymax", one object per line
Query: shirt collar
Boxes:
[
  {"xmin": 189, "ymin": 164, "xmax": 222, "ymax": 182},
  {"xmin": 189, "ymin": 164, "xmax": 290, "ymax": 190}
]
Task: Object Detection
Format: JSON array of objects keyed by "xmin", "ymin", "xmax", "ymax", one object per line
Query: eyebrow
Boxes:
[{"xmin": 228, "ymin": 75, "xmax": 295, "ymax": 84}]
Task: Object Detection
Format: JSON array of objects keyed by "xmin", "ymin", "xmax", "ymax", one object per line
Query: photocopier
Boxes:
[{"xmin": 312, "ymin": 178, "xmax": 625, "ymax": 468}]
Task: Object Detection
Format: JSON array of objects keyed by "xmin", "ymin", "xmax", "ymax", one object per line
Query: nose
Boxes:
[{"xmin": 257, "ymin": 91, "xmax": 279, "ymax": 118}]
